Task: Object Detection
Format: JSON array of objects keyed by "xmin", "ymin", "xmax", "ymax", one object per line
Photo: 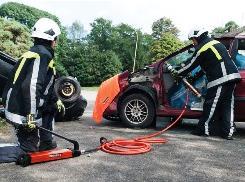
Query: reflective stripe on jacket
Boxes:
[{"xmin": 177, "ymin": 38, "xmax": 241, "ymax": 89}]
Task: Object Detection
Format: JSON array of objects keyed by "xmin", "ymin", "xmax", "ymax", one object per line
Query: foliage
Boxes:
[
  {"xmin": 0, "ymin": 17, "xmax": 32, "ymax": 58},
  {"xmin": 0, "ymin": 3, "xmax": 187, "ymax": 86},
  {"xmin": 87, "ymin": 19, "xmax": 153, "ymax": 72},
  {"xmin": 211, "ymin": 21, "xmax": 239, "ymax": 36},
  {"xmin": 88, "ymin": 18, "xmax": 114, "ymax": 51},
  {"xmin": 150, "ymin": 32, "xmax": 184, "ymax": 60},
  {"xmin": 55, "ymin": 27, "xmax": 70, "ymax": 76},
  {"xmin": 0, "ymin": 2, "xmax": 68, "ymax": 76},
  {"xmin": 60, "ymin": 42, "xmax": 122, "ymax": 86},
  {"xmin": 152, "ymin": 17, "xmax": 180, "ymax": 39},
  {"xmin": 0, "ymin": 2, "xmax": 60, "ymax": 28},
  {"xmin": 67, "ymin": 20, "xmax": 86, "ymax": 41}
]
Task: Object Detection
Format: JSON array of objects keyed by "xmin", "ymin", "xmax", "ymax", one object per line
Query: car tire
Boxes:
[
  {"xmin": 54, "ymin": 76, "xmax": 81, "ymax": 104},
  {"xmin": 55, "ymin": 96, "xmax": 87, "ymax": 122},
  {"xmin": 119, "ymin": 93, "xmax": 155, "ymax": 128}
]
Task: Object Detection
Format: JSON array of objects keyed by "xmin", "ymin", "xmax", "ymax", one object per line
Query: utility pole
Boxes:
[{"xmin": 132, "ymin": 31, "xmax": 138, "ymax": 73}]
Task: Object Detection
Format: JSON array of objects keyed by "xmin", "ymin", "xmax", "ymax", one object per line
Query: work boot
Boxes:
[
  {"xmin": 39, "ymin": 141, "xmax": 57, "ymax": 151},
  {"xmin": 221, "ymin": 135, "xmax": 234, "ymax": 140}
]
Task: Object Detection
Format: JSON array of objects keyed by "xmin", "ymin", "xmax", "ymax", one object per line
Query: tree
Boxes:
[
  {"xmin": 111, "ymin": 23, "xmax": 138, "ymax": 71},
  {"xmin": 88, "ymin": 19, "xmax": 153, "ymax": 72},
  {"xmin": 67, "ymin": 21, "xmax": 86, "ymax": 41},
  {"xmin": 211, "ymin": 20, "xmax": 239, "ymax": 36},
  {"xmin": 0, "ymin": 17, "xmax": 32, "ymax": 58},
  {"xmin": 150, "ymin": 32, "xmax": 184, "ymax": 60},
  {"xmin": 152, "ymin": 17, "xmax": 179, "ymax": 39},
  {"xmin": 224, "ymin": 21, "xmax": 239, "ymax": 32},
  {"xmin": 0, "ymin": 2, "xmax": 60, "ymax": 28},
  {"xmin": 88, "ymin": 18, "xmax": 114, "ymax": 51},
  {"xmin": 61, "ymin": 43, "xmax": 122, "ymax": 86},
  {"xmin": 55, "ymin": 27, "xmax": 69, "ymax": 76}
]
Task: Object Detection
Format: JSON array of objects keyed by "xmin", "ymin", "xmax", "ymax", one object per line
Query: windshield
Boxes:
[{"xmin": 166, "ymin": 47, "xmax": 195, "ymax": 68}]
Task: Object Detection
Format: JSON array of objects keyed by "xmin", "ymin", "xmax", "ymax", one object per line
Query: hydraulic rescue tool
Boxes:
[
  {"xmin": 165, "ymin": 62, "xmax": 202, "ymax": 98},
  {"xmin": 16, "ymin": 126, "xmax": 82, "ymax": 167}
]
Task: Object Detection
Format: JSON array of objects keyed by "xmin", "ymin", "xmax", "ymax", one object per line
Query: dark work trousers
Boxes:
[
  {"xmin": 0, "ymin": 112, "xmax": 55, "ymax": 163},
  {"xmin": 197, "ymin": 82, "xmax": 236, "ymax": 137}
]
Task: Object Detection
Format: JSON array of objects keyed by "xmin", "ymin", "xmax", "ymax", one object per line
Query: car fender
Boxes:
[{"xmin": 117, "ymin": 84, "xmax": 158, "ymax": 110}]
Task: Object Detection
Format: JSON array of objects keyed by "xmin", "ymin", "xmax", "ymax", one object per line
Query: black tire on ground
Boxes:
[
  {"xmin": 54, "ymin": 76, "xmax": 81, "ymax": 104},
  {"xmin": 64, "ymin": 96, "xmax": 87, "ymax": 121},
  {"xmin": 119, "ymin": 93, "xmax": 155, "ymax": 128},
  {"xmin": 55, "ymin": 96, "xmax": 87, "ymax": 122}
]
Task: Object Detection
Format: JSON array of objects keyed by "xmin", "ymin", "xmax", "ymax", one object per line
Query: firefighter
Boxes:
[
  {"xmin": 177, "ymin": 28, "xmax": 241, "ymax": 140},
  {"xmin": 0, "ymin": 18, "xmax": 65, "ymax": 163}
]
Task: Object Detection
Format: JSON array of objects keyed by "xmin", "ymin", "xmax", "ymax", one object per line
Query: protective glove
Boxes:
[
  {"xmin": 165, "ymin": 63, "xmax": 181, "ymax": 81},
  {"xmin": 56, "ymin": 99, "xmax": 65, "ymax": 115},
  {"xmin": 171, "ymin": 69, "xmax": 179, "ymax": 79},
  {"xmin": 25, "ymin": 114, "xmax": 36, "ymax": 130}
]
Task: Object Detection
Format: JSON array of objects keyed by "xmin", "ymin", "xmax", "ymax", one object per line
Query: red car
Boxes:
[{"xmin": 93, "ymin": 29, "xmax": 245, "ymax": 128}]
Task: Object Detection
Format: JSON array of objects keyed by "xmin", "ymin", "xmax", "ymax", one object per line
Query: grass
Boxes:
[{"xmin": 81, "ymin": 87, "xmax": 99, "ymax": 91}]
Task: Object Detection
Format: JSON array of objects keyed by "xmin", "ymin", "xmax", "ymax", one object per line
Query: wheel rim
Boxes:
[
  {"xmin": 61, "ymin": 82, "xmax": 75, "ymax": 97},
  {"xmin": 124, "ymin": 99, "xmax": 148, "ymax": 125}
]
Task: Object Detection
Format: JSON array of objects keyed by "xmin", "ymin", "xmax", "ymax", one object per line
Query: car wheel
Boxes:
[
  {"xmin": 54, "ymin": 76, "xmax": 81, "ymax": 104},
  {"xmin": 119, "ymin": 93, "xmax": 155, "ymax": 128}
]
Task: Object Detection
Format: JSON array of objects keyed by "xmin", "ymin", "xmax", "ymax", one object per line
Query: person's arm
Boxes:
[{"xmin": 177, "ymin": 51, "xmax": 204, "ymax": 77}]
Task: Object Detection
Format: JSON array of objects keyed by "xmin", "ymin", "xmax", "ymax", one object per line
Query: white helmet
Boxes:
[
  {"xmin": 188, "ymin": 28, "xmax": 208, "ymax": 39},
  {"xmin": 31, "ymin": 18, "xmax": 61, "ymax": 41}
]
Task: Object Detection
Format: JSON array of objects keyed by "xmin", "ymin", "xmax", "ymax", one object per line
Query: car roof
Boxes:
[{"xmin": 214, "ymin": 26, "xmax": 245, "ymax": 39}]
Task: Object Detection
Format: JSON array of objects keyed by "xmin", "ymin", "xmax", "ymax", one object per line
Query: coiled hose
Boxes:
[{"xmin": 98, "ymin": 93, "xmax": 189, "ymax": 155}]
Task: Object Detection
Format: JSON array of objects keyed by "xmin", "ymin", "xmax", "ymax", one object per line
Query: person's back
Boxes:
[
  {"xmin": 178, "ymin": 36, "xmax": 240, "ymax": 89},
  {"xmin": 176, "ymin": 28, "xmax": 241, "ymax": 140},
  {"xmin": 0, "ymin": 18, "xmax": 64, "ymax": 163}
]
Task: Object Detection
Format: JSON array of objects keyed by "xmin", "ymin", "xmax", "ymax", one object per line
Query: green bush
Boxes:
[
  {"xmin": 0, "ymin": 2, "xmax": 60, "ymax": 28},
  {"xmin": 0, "ymin": 17, "xmax": 32, "ymax": 58}
]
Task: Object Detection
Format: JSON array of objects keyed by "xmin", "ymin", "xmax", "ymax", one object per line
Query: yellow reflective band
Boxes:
[
  {"xmin": 198, "ymin": 40, "xmax": 222, "ymax": 60},
  {"xmin": 13, "ymin": 51, "xmax": 40, "ymax": 84},
  {"xmin": 48, "ymin": 59, "xmax": 56, "ymax": 75}
]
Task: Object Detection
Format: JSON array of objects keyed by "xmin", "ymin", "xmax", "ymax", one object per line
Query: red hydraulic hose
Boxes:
[{"xmin": 98, "ymin": 92, "xmax": 189, "ymax": 155}]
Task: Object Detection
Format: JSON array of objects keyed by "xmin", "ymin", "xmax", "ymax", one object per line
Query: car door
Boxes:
[
  {"xmin": 158, "ymin": 45, "xmax": 204, "ymax": 118},
  {"xmin": 232, "ymin": 38, "xmax": 245, "ymax": 121}
]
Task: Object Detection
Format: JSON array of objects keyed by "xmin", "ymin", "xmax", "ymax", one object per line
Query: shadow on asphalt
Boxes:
[{"xmin": 82, "ymin": 114, "xmax": 245, "ymax": 139}]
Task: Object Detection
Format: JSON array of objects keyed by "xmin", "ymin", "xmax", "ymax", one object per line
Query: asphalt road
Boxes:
[{"xmin": 1, "ymin": 90, "xmax": 245, "ymax": 182}]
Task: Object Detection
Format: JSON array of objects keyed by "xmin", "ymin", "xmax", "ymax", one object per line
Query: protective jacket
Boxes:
[
  {"xmin": 177, "ymin": 37, "xmax": 241, "ymax": 89},
  {"xmin": 3, "ymin": 44, "xmax": 56, "ymax": 125}
]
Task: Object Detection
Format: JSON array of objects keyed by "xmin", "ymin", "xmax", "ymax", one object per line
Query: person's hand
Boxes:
[
  {"xmin": 171, "ymin": 69, "xmax": 179, "ymax": 79},
  {"xmin": 56, "ymin": 99, "xmax": 65, "ymax": 114},
  {"xmin": 25, "ymin": 114, "xmax": 36, "ymax": 130},
  {"xmin": 165, "ymin": 63, "xmax": 181, "ymax": 82}
]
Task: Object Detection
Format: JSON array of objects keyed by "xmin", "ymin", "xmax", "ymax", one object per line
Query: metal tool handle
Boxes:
[
  {"xmin": 36, "ymin": 126, "xmax": 80, "ymax": 151},
  {"xmin": 182, "ymin": 78, "xmax": 202, "ymax": 98}
]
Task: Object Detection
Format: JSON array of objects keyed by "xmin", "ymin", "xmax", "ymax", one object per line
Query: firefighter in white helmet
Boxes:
[
  {"xmin": 1, "ymin": 18, "xmax": 65, "ymax": 163},
  {"xmin": 177, "ymin": 28, "xmax": 241, "ymax": 140}
]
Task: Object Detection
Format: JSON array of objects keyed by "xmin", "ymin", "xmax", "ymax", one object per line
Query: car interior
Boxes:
[
  {"xmin": 234, "ymin": 39, "xmax": 245, "ymax": 69},
  {"xmin": 162, "ymin": 47, "xmax": 206, "ymax": 110}
]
